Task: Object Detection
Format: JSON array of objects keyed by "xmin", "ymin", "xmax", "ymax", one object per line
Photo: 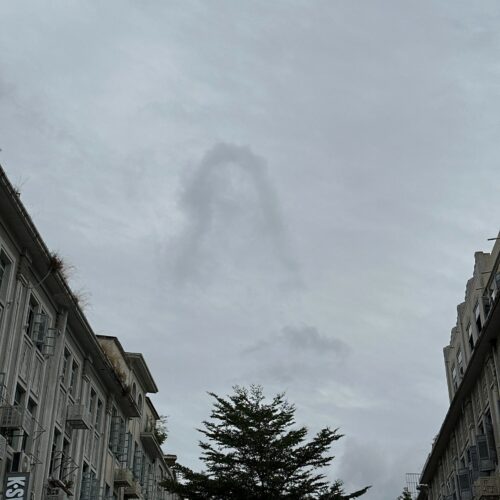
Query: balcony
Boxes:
[
  {"xmin": 0, "ymin": 379, "xmax": 7, "ymax": 404},
  {"xmin": 114, "ymin": 468, "xmax": 134, "ymax": 488},
  {"xmin": 66, "ymin": 404, "xmax": 92, "ymax": 430},
  {"xmin": 474, "ymin": 474, "xmax": 500, "ymax": 498},
  {"xmin": 124, "ymin": 480, "xmax": 141, "ymax": 498},
  {"xmin": 0, "ymin": 405, "xmax": 32, "ymax": 431},
  {"xmin": 47, "ymin": 477, "xmax": 74, "ymax": 497},
  {"xmin": 140, "ymin": 428, "xmax": 163, "ymax": 459},
  {"xmin": 45, "ymin": 487, "xmax": 69, "ymax": 500},
  {"xmin": 164, "ymin": 454, "xmax": 177, "ymax": 467},
  {"xmin": 119, "ymin": 390, "xmax": 141, "ymax": 419}
]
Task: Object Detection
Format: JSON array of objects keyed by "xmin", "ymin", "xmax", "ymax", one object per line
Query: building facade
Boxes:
[
  {"xmin": 418, "ymin": 237, "xmax": 500, "ymax": 500},
  {"xmin": 0, "ymin": 166, "xmax": 178, "ymax": 500}
]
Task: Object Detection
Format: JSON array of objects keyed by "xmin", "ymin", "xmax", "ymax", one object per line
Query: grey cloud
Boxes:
[
  {"xmin": 2, "ymin": 2, "xmax": 500, "ymax": 499},
  {"xmin": 337, "ymin": 438, "xmax": 423, "ymax": 499},
  {"xmin": 282, "ymin": 325, "xmax": 349, "ymax": 354},
  {"xmin": 171, "ymin": 142, "xmax": 300, "ymax": 287},
  {"xmin": 245, "ymin": 325, "xmax": 349, "ymax": 356},
  {"xmin": 240, "ymin": 325, "xmax": 354, "ymax": 396}
]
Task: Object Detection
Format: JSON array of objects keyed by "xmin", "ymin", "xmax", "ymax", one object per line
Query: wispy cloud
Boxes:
[{"xmin": 245, "ymin": 324, "xmax": 349, "ymax": 356}]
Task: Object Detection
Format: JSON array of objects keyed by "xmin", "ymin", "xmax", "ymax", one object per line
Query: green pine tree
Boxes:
[
  {"xmin": 162, "ymin": 385, "xmax": 370, "ymax": 499},
  {"xmin": 397, "ymin": 487, "xmax": 413, "ymax": 500}
]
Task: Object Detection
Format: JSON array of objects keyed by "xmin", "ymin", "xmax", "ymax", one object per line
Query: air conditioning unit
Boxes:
[
  {"xmin": 21, "ymin": 453, "xmax": 31, "ymax": 472},
  {"xmin": 12, "ymin": 451, "xmax": 32, "ymax": 472},
  {"xmin": 0, "ymin": 434, "xmax": 6, "ymax": 460}
]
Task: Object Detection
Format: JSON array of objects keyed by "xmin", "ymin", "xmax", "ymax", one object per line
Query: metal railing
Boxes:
[
  {"xmin": 474, "ymin": 474, "xmax": 500, "ymax": 498},
  {"xmin": 66, "ymin": 404, "xmax": 92, "ymax": 430}
]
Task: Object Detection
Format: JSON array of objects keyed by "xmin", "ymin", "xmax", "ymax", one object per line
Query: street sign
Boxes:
[{"xmin": 4, "ymin": 472, "xmax": 30, "ymax": 499}]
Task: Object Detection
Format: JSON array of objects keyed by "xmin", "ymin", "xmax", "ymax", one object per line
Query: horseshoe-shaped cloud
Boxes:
[{"xmin": 172, "ymin": 142, "xmax": 300, "ymax": 287}]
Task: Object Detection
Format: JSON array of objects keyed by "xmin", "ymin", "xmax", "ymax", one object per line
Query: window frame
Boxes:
[
  {"xmin": 468, "ymin": 322, "xmax": 474, "ymax": 352},
  {"xmin": 0, "ymin": 248, "xmax": 13, "ymax": 303},
  {"xmin": 474, "ymin": 302, "xmax": 482, "ymax": 333}
]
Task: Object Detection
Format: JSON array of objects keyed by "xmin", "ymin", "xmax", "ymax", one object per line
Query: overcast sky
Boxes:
[{"xmin": 2, "ymin": 1, "xmax": 500, "ymax": 498}]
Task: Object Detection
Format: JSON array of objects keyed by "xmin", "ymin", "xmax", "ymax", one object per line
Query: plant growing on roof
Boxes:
[
  {"xmin": 48, "ymin": 251, "xmax": 72, "ymax": 280},
  {"xmin": 100, "ymin": 344, "xmax": 128, "ymax": 385}
]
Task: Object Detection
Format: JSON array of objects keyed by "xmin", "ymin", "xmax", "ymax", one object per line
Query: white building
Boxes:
[
  {"xmin": 418, "ymin": 236, "xmax": 500, "ymax": 500},
  {"xmin": 0, "ymin": 166, "xmax": 178, "ymax": 500}
]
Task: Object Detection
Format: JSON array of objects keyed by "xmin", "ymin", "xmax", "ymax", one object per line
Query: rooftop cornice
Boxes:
[
  {"xmin": 0, "ymin": 165, "xmax": 127, "ymax": 399},
  {"xmin": 126, "ymin": 352, "xmax": 158, "ymax": 394}
]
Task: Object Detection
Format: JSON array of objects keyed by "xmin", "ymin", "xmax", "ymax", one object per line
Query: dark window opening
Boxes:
[{"xmin": 475, "ymin": 302, "xmax": 482, "ymax": 333}]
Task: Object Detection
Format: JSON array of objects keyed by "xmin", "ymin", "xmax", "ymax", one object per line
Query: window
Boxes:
[
  {"xmin": 116, "ymin": 419, "xmax": 127, "ymax": 464},
  {"xmin": 92, "ymin": 433, "xmax": 100, "ymax": 466},
  {"xmin": 61, "ymin": 348, "xmax": 80, "ymax": 396},
  {"xmin": 49, "ymin": 428, "xmax": 61, "ymax": 476},
  {"xmin": 133, "ymin": 445, "xmax": 143, "ymax": 481},
  {"xmin": 33, "ymin": 311, "xmax": 49, "ymax": 352},
  {"xmin": 457, "ymin": 349, "xmax": 464, "ymax": 375},
  {"xmin": 452, "ymin": 365, "xmax": 458, "ymax": 390},
  {"xmin": 474, "ymin": 302, "xmax": 482, "ymax": 333},
  {"xmin": 69, "ymin": 361, "xmax": 79, "ymax": 397},
  {"xmin": 0, "ymin": 255, "xmax": 7, "ymax": 286},
  {"xmin": 80, "ymin": 464, "xmax": 98, "ymax": 500},
  {"xmin": 12, "ymin": 385, "xmax": 27, "ymax": 452},
  {"xmin": 109, "ymin": 408, "xmax": 119, "ymax": 452},
  {"xmin": 89, "ymin": 389, "xmax": 96, "ymax": 417},
  {"xmin": 25, "ymin": 296, "xmax": 39, "ymax": 339},
  {"xmin": 19, "ymin": 341, "xmax": 31, "ymax": 381},
  {"xmin": 95, "ymin": 399, "xmax": 103, "ymax": 431},
  {"xmin": 14, "ymin": 384, "xmax": 25, "ymax": 406},
  {"xmin": 493, "ymin": 272, "xmax": 500, "ymax": 302},
  {"xmin": 468, "ymin": 323, "xmax": 474, "ymax": 352},
  {"xmin": 27, "ymin": 398, "xmax": 37, "ymax": 417},
  {"xmin": 0, "ymin": 252, "xmax": 10, "ymax": 296},
  {"xmin": 0, "ymin": 372, "xmax": 6, "ymax": 403},
  {"xmin": 484, "ymin": 411, "xmax": 497, "ymax": 465},
  {"xmin": 137, "ymin": 394, "xmax": 143, "ymax": 414},
  {"xmin": 484, "ymin": 295, "xmax": 492, "ymax": 317},
  {"xmin": 62, "ymin": 438, "xmax": 71, "ymax": 478},
  {"xmin": 24, "ymin": 295, "xmax": 51, "ymax": 353},
  {"xmin": 61, "ymin": 349, "xmax": 71, "ymax": 384}
]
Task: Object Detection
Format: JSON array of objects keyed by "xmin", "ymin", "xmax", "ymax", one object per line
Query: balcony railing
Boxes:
[
  {"xmin": 114, "ymin": 467, "xmax": 134, "ymax": 488},
  {"xmin": 124, "ymin": 480, "xmax": 141, "ymax": 498},
  {"xmin": 45, "ymin": 487, "xmax": 69, "ymax": 500},
  {"xmin": 140, "ymin": 432, "xmax": 162, "ymax": 460},
  {"xmin": 474, "ymin": 474, "xmax": 500, "ymax": 498},
  {"xmin": 66, "ymin": 404, "xmax": 92, "ymax": 430},
  {"xmin": 0, "ymin": 405, "xmax": 33, "ymax": 431}
]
